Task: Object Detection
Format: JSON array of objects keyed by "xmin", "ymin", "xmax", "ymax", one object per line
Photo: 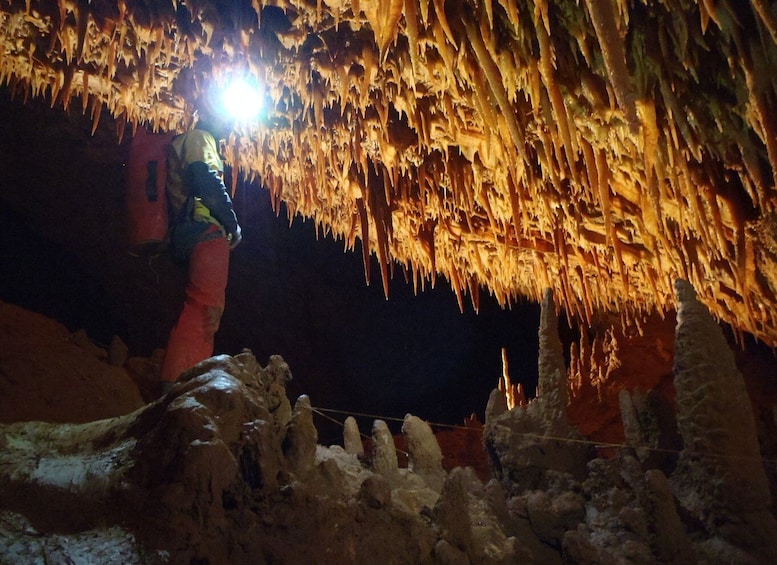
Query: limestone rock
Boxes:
[
  {"xmin": 109, "ymin": 335, "xmax": 129, "ymax": 367},
  {"xmin": 619, "ymin": 388, "xmax": 658, "ymax": 463},
  {"xmin": 402, "ymin": 414, "xmax": 445, "ymax": 492},
  {"xmin": 283, "ymin": 394, "xmax": 318, "ymax": 478},
  {"xmin": 1, "ymin": 351, "xmax": 482, "ymax": 563},
  {"xmin": 618, "ymin": 387, "xmax": 680, "ymax": 470},
  {"xmin": 569, "ymin": 456, "xmax": 680, "ymax": 564},
  {"xmin": 358, "ymin": 474, "xmax": 392, "ymax": 509},
  {"xmin": 484, "ymin": 289, "xmax": 591, "ymax": 493},
  {"xmin": 537, "ymin": 288, "xmax": 569, "ymax": 431},
  {"xmin": 433, "ymin": 468, "xmax": 474, "ymax": 555},
  {"xmin": 433, "ymin": 539, "xmax": 469, "ymax": 565},
  {"xmin": 7, "ymin": 0, "xmax": 777, "ymax": 348},
  {"xmin": 525, "ymin": 489, "xmax": 585, "ymax": 547},
  {"xmin": 484, "ymin": 387, "xmax": 508, "ymax": 424},
  {"xmin": 0, "ymin": 301, "xmax": 144, "ymax": 423},
  {"xmin": 4, "ymin": 297, "xmax": 777, "ymax": 565},
  {"xmin": 671, "ymin": 279, "xmax": 777, "ymax": 560},
  {"xmin": 371, "ymin": 419, "xmax": 399, "ymax": 483},
  {"xmin": 643, "ymin": 470, "xmax": 692, "ymax": 563},
  {"xmin": 343, "ymin": 415, "xmax": 364, "ymax": 456}
]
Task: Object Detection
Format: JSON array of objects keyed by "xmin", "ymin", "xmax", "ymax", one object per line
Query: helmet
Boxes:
[{"xmin": 195, "ymin": 82, "xmax": 233, "ymax": 140}]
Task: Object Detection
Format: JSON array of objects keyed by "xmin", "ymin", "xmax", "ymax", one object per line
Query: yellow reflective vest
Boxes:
[{"xmin": 167, "ymin": 128, "xmax": 226, "ymax": 233}]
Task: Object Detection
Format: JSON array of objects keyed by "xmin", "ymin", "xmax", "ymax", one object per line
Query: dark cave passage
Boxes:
[{"xmin": 0, "ymin": 87, "xmax": 544, "ymax": 441}]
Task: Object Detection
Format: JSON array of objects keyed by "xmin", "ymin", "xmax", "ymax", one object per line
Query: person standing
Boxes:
[{"xmin": 158, "ymin": 93, "xmax": 242, "ymax": 394}]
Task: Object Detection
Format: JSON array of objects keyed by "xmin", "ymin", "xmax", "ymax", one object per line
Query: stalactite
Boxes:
[
  {"xmin": 745, "ymin": 46, "xmax": 777, "ymax": 192},
  {"xmin": 449, "ymin": 267, "xmax": 465, "ymax": 312},
  {"xmin": 431, "ymin": 0, "xmax": 456, "ymax": 46},
  {"xmin": 534, "ymin": 17, "xmax": 578, "ymax": 173},
  {"xmin": 116, "ymin": 115, "xmax": 126, "ymax": 144},
  {"xmin": 56, "ymin": 65, "xmax": 75, "ymax": 109},
  {"xmin": 74, "ymin": 0, "xmax": 88, "ymax": 64},
  {"xmin": 462, "ymin": 12, "xmax": 527, "ymax": 165},
  {"xmin": 404, "ymin": 0, "xmax": 420, "ymax": 74},
  {"xmin": 751, "ymin": 0, "xmax": 777, "ymax": 45},
  {"xmin": 583, "ymin": 0, "xmax": 638, "ymax": 132},
  {"xmin": 372, "ymin": 210, "xmax": 391, "ymax": 299},
  {"xmin": 467, "ymin": 276, "xmax": 480, "ymax": 312},
  {"xmin": 430, "ymin": 14, "xmax": 457, "ymax": 81},
  {"xmin": 49, "ymin": 70, "xmax": 62, "ymax": 108},
  {"xmin": 497, "ymin": 0, "xmax": 520, "ymax": 31},
  {"xmin": 81, "ymin": 70, "xmax": 88, "ymax": 112},
  {"xmin": 1, "ymin": 0, "xmax": 777, "ymax": 345}
]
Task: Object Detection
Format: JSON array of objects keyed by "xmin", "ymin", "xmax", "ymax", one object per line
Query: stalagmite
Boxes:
[
  {"xmin": 0, "ymin": 347, "xmax": 532, "ymax": 562},
  {"xmin": 485, "ymin": 386, "xmax": 508, "ymax": 423},
  {"xmin": 484, "ymin": 288, "xmax": 591, "ymax": 493},
  {"xmin": 671, "ymin": 279, "xmax": 777, "ymax": 560},
  {"xmin": 537, "ymin": 288, "xmax": 569, "ymax": 431},
  {"xmin": 431, "ymin": 469, "xmax": 474, "ymax": 555},
  {"xmin": 343, "ymin": 415, "xmax": 364, "ymax": 456},
  {"xmin": 619, "ymin": 388, "xmax": 664, "ymax": 465},
  {"xmin": 498, "ymin": 346, "xmax": 521, "ymax": 410},
  {"xmin": 402, "ymin": 414, "xmax": 445, "ymax": 491},
  {"xmin": 284, "ymin": 394, "xmax": 318, "ymax": 478},
  {"xmin": 371, "ymin": 419, "xmax": 399, "ymax": 483}
]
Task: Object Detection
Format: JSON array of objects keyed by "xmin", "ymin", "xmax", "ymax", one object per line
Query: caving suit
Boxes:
[{"xmin": 159, "ymin": 128, "xmax": 241, "ymax": 384}]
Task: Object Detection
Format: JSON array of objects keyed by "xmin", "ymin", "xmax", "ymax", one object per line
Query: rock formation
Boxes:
[
  {"xmin": 566, "ymin": 311, "xmax": 677, "ymax": 449},
  {"xmin": 4, "ymin": 8, "xmax": 777, "ymax": 558},
  {"xmin": 2, "ymin": 284, "xmax": 777, "ymax": 563},
  {"xmin": 0, "ymin": 351, "xmax": 517, "ymax": 563},
  {"xmin": 482, "ymin": 283, "xmax": 777, "ymax": 563},
  {"xmin": 2, "ymin": 1, "xmax": 777, "ymax": 347},
  {"xmin": 484, "ymin": 288, "xmax": 592, "ymax": 493},
  {"xmin": 671, "ymin": 279, "xmax": 777, "ymax": 561},
  {"xmin": 0, "ymin": 301, "xmax": 145, "ymax": 424}
]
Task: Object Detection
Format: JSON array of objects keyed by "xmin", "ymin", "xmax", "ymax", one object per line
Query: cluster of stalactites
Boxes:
[
  {"xmin": 248, "ymin": 0, "xmax": 777, "ymax": 346},
  {"xmin": 3, "ymin": 0, "xmax": 777, "ymax": 344},
  {"xmin": 0, "ymin": 0, "xmax": 201, "ymax": 137}
]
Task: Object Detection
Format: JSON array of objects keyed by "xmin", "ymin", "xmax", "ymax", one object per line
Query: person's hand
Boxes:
[{"xmin": 228, "ymin": 226, "xmax": 242, "ymax": 250}]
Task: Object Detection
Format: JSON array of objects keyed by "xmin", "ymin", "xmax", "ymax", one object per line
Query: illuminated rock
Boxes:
[
  {"xmin": 343, "ymin": 415, "xmax": 364, "ymax": 456},
  {"xmin": 370, "ymin": 418, "xmax": 399, "ymax": 484},
  {"xmin": 402, "ymin": 413, "xmax": 445, "ymax": 491},
  {"xmin": 671, "ymin": 279, "xmax": 777, "ymax": 560},
  {"xmin": 283, "ymin": 394, "xmax": 317, "ymax": 478},
  {"xmin": 2, "ymin": 1, "xmax": 777, "ymax": 345},
  {"xmin": 484, "ymin": 289, "xmax": 591, "ymax": 493},
  {"xmin": 2, "ymin": 295, "xmax": 777, "ymax": 563},
  {"xmin": 0, "ymin": 351, "xmax": 514, "ymax": 563}
]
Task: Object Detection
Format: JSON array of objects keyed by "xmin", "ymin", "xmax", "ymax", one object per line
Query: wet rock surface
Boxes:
[
  {"xmin": 0, "ymin": 349, "xmax": 511, "ymax": 564},
  {"xmin": 671, "ymin": 280, "xmax": 777, "ymax": 561},
  {"xmin": 2, "ymin": 281, "xmax": 777, "ymax": 563}
]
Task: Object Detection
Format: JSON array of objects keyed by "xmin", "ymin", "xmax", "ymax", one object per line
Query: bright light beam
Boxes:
[{"xmin": 221, "ymin": 78, "xmax": 263, "ymax": 121}]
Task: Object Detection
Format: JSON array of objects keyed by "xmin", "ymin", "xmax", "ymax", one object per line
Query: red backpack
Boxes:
[{"xmin": 126, "ymin": 127, "xmax": 176, "ymax": 255}]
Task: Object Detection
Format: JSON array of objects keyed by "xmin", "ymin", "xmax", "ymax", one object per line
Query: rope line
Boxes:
[
  {"xmin": 311, "ymin": 406, "xmax": 777, "ymax": 467},
  {"xmin": 311, "ymin": 407, "xmax": 410, "ymax": 458}
]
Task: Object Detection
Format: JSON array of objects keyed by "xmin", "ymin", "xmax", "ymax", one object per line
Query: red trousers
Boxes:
[{"xmin": 160, "ymin": 226, "xmax": 230, "ymax": 383}]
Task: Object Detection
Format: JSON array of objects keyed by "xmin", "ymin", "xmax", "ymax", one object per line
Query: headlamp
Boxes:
[{"xmin": 220, "ymin": 77, "xmax": 263, "ymax": 121}]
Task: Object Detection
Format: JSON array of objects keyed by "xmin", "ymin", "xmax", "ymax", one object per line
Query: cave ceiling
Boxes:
[{"xmin": 3, "ymin": 0, "xmax": 777, "ymax": 346}]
